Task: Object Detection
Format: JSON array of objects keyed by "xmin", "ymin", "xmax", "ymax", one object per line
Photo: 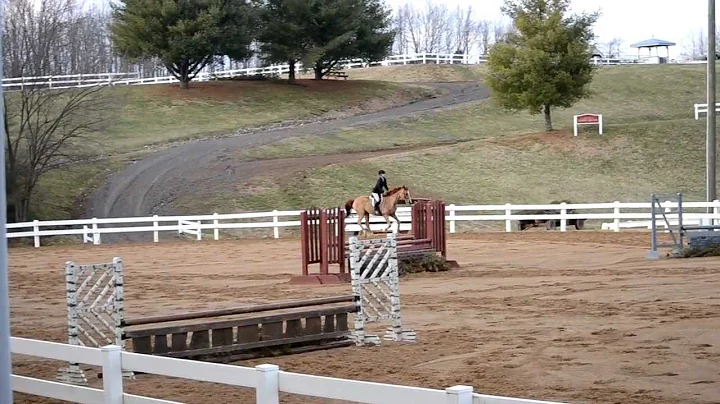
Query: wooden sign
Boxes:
[{"xmin": 573, "ymin": 113, "xmax": 603, "ymax": 136}]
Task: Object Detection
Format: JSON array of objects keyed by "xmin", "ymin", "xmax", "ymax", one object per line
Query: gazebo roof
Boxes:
[{"xmin": 630, "ymin": 38, "xmax": 676, "ymax": 48}]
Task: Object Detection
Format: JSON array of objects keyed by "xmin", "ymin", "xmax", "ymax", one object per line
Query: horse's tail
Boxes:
[{"xmin": 344, "ymin": 199, "xmax": 354, "ymax": 217}]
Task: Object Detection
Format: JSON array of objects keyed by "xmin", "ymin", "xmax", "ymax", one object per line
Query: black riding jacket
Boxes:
[{"xmin": 372, "ymin": 176, "xmax": 388, "ymax": 195}]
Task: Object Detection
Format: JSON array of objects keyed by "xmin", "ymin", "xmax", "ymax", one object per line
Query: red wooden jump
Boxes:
[
  {"xmin": 291, "ymin": 208, "xmax": 348, "ymax": 285},
  {"xmin": 290, "ymin": 200, "xmax": 449, "ymax": 285}
]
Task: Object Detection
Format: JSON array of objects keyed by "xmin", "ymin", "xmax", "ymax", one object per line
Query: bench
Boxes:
[{"xmin": 326, "ymin": 70, "xmax": 348, "ymax": 80}]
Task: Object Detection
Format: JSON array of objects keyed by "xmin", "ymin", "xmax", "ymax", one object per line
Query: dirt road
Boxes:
[{"xmin": 87, "ymin": 82, "xmax": 489, "ymax": 241}]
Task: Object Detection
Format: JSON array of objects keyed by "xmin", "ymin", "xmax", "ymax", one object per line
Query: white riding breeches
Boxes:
[{"xmin": 371, "ymin": 193, "xmax": 382, "ymax": 205}]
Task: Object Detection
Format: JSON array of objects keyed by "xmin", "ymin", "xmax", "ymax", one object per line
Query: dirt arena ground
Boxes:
[{"xmin": 8, "ymin": 232, "xmax": 720, "ymax": 404}]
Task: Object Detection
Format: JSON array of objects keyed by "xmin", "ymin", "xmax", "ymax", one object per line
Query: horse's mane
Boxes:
[{"xmin": 385, "ymin": 186, "xmax": 405, "ymax": 196}]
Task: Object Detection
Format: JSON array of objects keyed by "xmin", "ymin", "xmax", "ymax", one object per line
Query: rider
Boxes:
[{"xmin": 371, "ymin": 170, "xmax": 389, "ymax": 215}]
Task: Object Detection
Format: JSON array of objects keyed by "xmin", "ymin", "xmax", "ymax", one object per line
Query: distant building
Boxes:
[{"xmin": 630, "ymin": 38, "xmax": 676, "ymax": 64}]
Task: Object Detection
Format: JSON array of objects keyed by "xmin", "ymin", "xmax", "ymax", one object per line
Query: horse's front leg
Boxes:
[
  {"xmin": 384, "ymin": 215, "xmax": 392, "ymax": 231},
  {"xmin": 390, "ymin": 213, "xmax": 401, "ymax": 232}
]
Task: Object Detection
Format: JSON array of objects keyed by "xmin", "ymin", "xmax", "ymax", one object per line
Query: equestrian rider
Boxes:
[{"xmin": 371, "ymin": 170, "xmax": 389, "ymax": 215}]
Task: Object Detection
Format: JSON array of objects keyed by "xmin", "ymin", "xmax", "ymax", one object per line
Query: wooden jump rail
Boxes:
[
  {"xmin": 292, "ymin": 199, "xmax": 449, "ymax": 285},
  {"xmin": 122, "ymin": 295, "xmax": 358, "ymax": 363}
]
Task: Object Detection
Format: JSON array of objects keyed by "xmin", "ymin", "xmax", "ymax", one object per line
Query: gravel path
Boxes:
[{"xmin": 87, "ymin": 81, "xmax": 489, "ymax": 240}]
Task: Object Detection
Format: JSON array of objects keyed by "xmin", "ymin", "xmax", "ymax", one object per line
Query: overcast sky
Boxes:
[{"xmin": 384, "ymin": 0, "xmax": 711, "ymax": 59}]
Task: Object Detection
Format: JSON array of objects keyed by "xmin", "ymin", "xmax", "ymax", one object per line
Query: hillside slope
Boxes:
[
  {"xmin": 30, "ymin": 78, "xmax": 432, "ymax": 220},
  {"xmin": 190, "ymin": 64, "xmax": 720, "ymax": 214}
]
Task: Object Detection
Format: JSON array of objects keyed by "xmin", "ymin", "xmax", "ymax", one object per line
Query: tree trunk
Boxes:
[
  {"xmin": 543, "ymin": 104, "xmax": 553, "ymax": 132},
  {"xmin": 314, "ymin": 64, "xmax": 324, "ymax": 80},
  {"xmin": 179, "ymin": 61, "xmax": 190, "ymax": 89},
  {"xmin": 288, "ymin": 60, "xmax": 296, "ymax": 83}
]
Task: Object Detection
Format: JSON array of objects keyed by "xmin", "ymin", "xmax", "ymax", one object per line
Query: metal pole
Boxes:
[
  {"xmin": 0, "ymin": 2, "xmax": 13, "ymax": 399},
  {"xmin": 708, "ymin": 0, "xmax": 717, "ymax": 213},
  {"xmin": 648, "ymin": 194, "xmax": 659, "ymax": 260}
]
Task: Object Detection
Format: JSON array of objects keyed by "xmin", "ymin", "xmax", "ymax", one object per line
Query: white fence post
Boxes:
[
  {"xmin": 92, "ymin": 217, "xmax": 101, "ymax": 245},
  {"xmin": 714, "ymin": 200, "xmax": 720, "ymax": 228},
  {"xmin": 255, "ymin": 364, "xmax": 279, "ymax": 404},
  {"xmin": 153, "ymin": 215, "xmax": 159, "ymax": 242},
  {"xmin": 446, "ymin": 385, "xmax": 473, "ymax": 404},
  {"xmin": 196, "ymin": 221, "xmax": 202, "ymax": 241},
  {"xmin": 448, "ymin": 204, "xmax": 456, "ymax": 233},
  {"xmin": 505, "ymin": 203, "xmax": 512, "ymax": 232},
  {"xmin": 613, "ymin": 201, "xmax": 621, "ymax": 232},
  {"xmin": 560, "ymin": 202, "xmax": 567, "ymax": 232},
  {"xmin": 33, "ymin": 219, "xmax": 40, "ymax": 247},
  {"xmin": 272, "ymin": 210, "xmax": 279, "ymax": 239},
  {"xmin": 101, "ymin": 345, "xmax": 123, "ymax": 404},
  {"xmin": 213, "ymin": 213, "xmax": 220, "ymax": 240}
]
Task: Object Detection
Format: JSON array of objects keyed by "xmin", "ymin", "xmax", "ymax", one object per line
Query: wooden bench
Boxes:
[{"xmin": 326, "ymin": 70, "xmax": 348, "ymax": 80}]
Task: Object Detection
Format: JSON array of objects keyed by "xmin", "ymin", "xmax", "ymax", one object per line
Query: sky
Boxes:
[{"xmin": 384, "ymin": 0, "xmax": 712, "ymax": 59}]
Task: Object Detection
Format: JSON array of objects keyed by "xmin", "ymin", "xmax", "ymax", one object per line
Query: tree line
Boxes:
[
  {"xmin": 3, "ymin": 0, "xmax": 513, "ymax": 83},
  {"xmin": 392, "ymin": 1, "xmax": 512, "ymax": 56}
]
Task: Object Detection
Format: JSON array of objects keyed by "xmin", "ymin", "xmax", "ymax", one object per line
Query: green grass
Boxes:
[
  {"xmin": 31, "ymin": 159, "xmax": 128, "ymax": 220},
  {"xmin": 94, "ymin": 78, "xmax": 432, "ymax": 153},
  {"xmin": 22, "ymin": 78, "xmax": 431, "ymax": 220},
  {"xmin": 180, "ymin": 64, "xmax": 720, "ymax": 214}
]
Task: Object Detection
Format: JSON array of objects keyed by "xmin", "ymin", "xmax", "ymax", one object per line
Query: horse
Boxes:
[{"xmin": 344, "ymin": 186, "xmax": 413, "ymax": 234}]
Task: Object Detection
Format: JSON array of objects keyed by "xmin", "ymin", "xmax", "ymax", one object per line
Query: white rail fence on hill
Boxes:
[
  {"xmin": 11, "ymin": 337, "xmax": 563, "ymax": 404},
  {"xmin": 3, "ymin": 52, "xmax": 701, "ymax": 91},
  {"xmin": 1, "ymin": 53, "xmax": 480, "ymax": 91},
  {"xmin": 8, "ymin": 200, "xmax": 720, "ymax": 248}
]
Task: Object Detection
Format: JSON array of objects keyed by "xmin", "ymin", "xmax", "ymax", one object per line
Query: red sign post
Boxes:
[{"xmin": 573, "ymin": 113, "xmax": 603, "ymax": 136}]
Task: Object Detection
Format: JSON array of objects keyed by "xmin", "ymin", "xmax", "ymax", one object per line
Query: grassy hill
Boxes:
[
  {"xmin": 188, "ymin": 64, "xmax": 720, "ymax": 214},
  {"xmin": 29, "ymin": 78, "xmax": 431, "ymax": 220}
]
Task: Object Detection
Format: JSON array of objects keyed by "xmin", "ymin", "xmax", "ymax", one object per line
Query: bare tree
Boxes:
[
  {"xmin": 476, "ymin": 20, "xmax": 492, "ymax": 55},
  {"xmin": 392, "ymin": 5, "xmax": 410, "ymax": 54},
  {"xmin": 1, "ymin": 0, "xmax": 218, "ymax": 79},
  {"xmin": 492, "ymin": 20, "xmax": 512, "ymax": 44},
  {"xmin": 453, "ymin": 6, "xmax": 479, "ymax": 55},
  {"xmin": 682, "ymin": 28, "xmax": 720, "ymax": 60},
  {"xmin": 602, "ymin": 37, "xmax": 623, "ymax": 58},
  {"xmin": 4, "ymin": 85, "xmax": 110, "ymax": 222}
]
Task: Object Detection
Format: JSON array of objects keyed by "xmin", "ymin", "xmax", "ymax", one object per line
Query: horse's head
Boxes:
[
  {"xmin": 394, "ymin": 185, "xmax": 412, "ymax": 204},
  {"xmin": 386, "ymin": 186, "xmax": 412, "ymax": 204}
]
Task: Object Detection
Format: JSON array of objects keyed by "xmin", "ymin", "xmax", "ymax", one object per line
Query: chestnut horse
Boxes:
[{"xmin": 344, "ymin": 186, "xmax": 413, "ymax": 234}]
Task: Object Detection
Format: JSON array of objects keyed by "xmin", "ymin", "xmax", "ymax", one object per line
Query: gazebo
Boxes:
[{"xmin": 630, "ymin": 38, "xmax": 676, "ymax": 63}]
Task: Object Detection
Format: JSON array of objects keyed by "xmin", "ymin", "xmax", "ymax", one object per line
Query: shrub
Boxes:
[{"xmin": 398, "ymin": 254, "xmax": 451, "ymax": 276}]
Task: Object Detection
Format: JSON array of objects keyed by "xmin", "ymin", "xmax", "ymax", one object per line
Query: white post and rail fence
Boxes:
[
  {"xmin": 6, "ymin": 200, "xmax": 720, "ymax": 248},
  {"xmin": 10, "ymin": 337, "xmax": 564, "ymax": 404}
]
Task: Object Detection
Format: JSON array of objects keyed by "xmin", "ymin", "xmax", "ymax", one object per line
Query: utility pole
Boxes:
[
  {"xmin": 0, "ymin": 2, "xmax": 13, "ymax": 400},
  {"xmin": 708, "ymin": 0, "xmax": 717, "ymax": 212}
]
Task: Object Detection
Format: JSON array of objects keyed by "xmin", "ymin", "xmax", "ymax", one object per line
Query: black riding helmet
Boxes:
[{"xmin": 378, "ymin": 170, "xmax": 385, "ymax": 175}]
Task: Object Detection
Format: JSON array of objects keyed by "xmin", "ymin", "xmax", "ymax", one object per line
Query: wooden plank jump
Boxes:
[
  {"xmin": 122, "ymin": 295, "xmax": 357, "ymax": 363},
  {"xmin": 292, "ymin": 199, "xmax": 449, "ymax": 285}
]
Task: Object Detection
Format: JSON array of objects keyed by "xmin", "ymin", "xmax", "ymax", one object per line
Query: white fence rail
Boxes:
[
  {"xmin": 10, "ymin": 337, "xmax": 564, "ymax": 404},
  {"xmin": 5, "ymin": 52, "xmax": 701, "ymax": 91},
  {"xmin": 694, "ymin": 102, "xmax": 720, "ymax": 119},
  {"xmin": 7, "ymin": 200, "xmax": 720, "ymax": 248},
  {"xmin": 1, "ymin": 53, "xmax": 482, "ymax": 91}
]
